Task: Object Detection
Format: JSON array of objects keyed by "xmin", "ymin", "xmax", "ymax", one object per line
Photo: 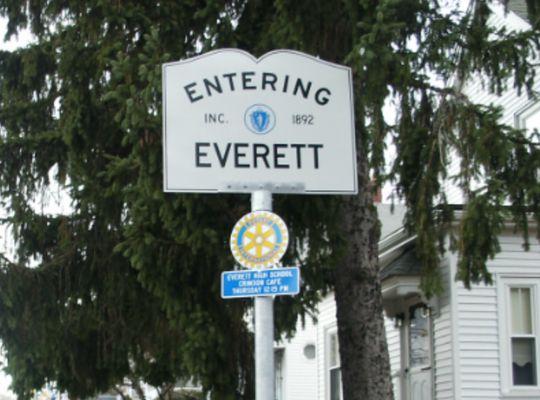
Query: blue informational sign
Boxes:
[{"xmin": 221, "ymin": 267, "xmax": 300, "ymax": 299}]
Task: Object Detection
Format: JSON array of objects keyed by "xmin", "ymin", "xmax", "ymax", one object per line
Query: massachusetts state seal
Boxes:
[{"xmin": 244, "ymin": 104, "xmax": 276, "ymax": 135}]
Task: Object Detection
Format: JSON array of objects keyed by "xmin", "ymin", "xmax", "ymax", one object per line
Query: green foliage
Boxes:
[
  {"xmin": 0, "ymin": 1, "xmax": 340, "ymax": 399},
  {"xmin": 0, "ymin": 0, "xmax": 538, "ymax": 399}
]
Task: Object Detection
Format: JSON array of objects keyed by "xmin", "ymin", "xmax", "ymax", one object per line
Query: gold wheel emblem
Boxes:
[{"xmin": 230, "ymin": 211, "xmax": 289, "ymax": 269}]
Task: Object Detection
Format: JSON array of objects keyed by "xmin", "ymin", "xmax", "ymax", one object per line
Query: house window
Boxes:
[
  {"xmin": 499, "ymin": 277, "xmax": 540, "ymax": 395},
  {"xmin": 510, "ymin": 287, "xmax": 537, "ymax": 386},
  {"xmin": 409, "ymin": 305, "xmax": 431, "ymax": 369},
  {"xmin": 515, "ymin": 101, "xmax": 540, "ymax": 132},
  {"xmin": 328, "ymin": 331, "xmax": 342, "ymax": 400}
]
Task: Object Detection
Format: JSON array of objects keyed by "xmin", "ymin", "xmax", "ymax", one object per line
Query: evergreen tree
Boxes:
[{"xmin": 0, "ymin": 1, "xmax": 538, "ymax": 400}]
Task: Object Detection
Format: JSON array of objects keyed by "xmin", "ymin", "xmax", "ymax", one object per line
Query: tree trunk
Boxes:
[{"xmin": 335, "ymin": 161, "xmax": 394, "ymax": 400}]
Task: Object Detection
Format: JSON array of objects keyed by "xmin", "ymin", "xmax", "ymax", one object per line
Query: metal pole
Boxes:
[{"xmin": 251, "ymin": 190, "xmax": 274, "ymax": 400}]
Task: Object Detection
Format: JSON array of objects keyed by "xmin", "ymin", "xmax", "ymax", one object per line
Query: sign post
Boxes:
[
  {"xmin": 251, "ymin": 190, "xmax": 274, "ymax": 400},
  {"xmin": 162, "ymin": 49, "xmax": 356, "ymax": 400}
]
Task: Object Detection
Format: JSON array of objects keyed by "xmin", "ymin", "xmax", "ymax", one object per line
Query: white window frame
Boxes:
[
  {"xmin": 515, "ymin": 101, "xmax": 540, "ymax": 131},
  {"xmin": 325, "ymin": 326, "xmax": 342, "ymax": 400},
  {"xmin": 498, "ymin": 275, "xmax": 540, "ymax": 398}
]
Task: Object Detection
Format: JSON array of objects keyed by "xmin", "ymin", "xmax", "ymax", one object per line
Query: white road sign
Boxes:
[{"xmin": 162, "ymin": 49, "xmax": 357, "ymax": 194}]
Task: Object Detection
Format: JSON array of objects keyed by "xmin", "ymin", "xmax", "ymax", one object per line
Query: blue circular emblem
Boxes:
[{"xmin": 244, "ymin": 104, "xmax": 276, "ymax": 135}]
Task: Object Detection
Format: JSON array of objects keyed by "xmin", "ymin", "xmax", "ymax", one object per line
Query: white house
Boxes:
[
  {"xmin": 275, "ymin": 4, "xmax": 540, "ymax": 400},
  {"xmin": 276, "ymin": 207, "xmax": 540, "ymax": 400}
]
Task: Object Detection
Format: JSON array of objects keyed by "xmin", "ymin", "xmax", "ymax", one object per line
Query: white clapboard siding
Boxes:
[
  {"xmin": 444, "ymin": 5, "xmax": 539, "ymax": 207},
  {"xmin": 433, "ymin": 258, "xmax": 455, "ymax": 400},
  {"xmin": 447, "ymin": 9, "xmax": 538, "ymax": 397},
  {"xmin": 276, "ymin": 314, "xmax": 318, "ymax": 400},
  {"xmin": 384, "ymin": 314, "xmax": 402, "ymax": 399},
  {"xmin": 316, "ymin": 293, "xmax": 338, "ymax": 400},
  {"xmin": 276, "ymin": 292, "xmax": 336, "ymax": 400},
  {"xmin": 443, "ymin": 73, "xmax": 540, "ymax": 205},
  {"xmin": 461, "ymin": 7, "xmax": 538, "ymax": 125},
  {"xmin": 455, "ymin": 276, "xmax": 501, "ymax": 400},
  {"xmin": 453, "ymin": 231, "xmax": 540, "ymax": 400},
  {"xmin": 446, "ymin": 74, "xmax": 540, "ymax": 205}
]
